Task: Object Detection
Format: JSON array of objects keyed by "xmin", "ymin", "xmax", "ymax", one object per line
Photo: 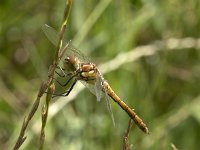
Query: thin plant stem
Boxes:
[
  {"xmin": 39, "ymin": 84, "xmax": 55, "ymax": 150},
  {"xmin": 122, "ymin": 119, "xmax": 133, "ymax": 150},
  {"xmin": 13, "ymin": 81, "xmax": 48, "ymax": 150},
  {"xmin": 39, "ymin": 0, "xmax": 72, "ymax": 149},
  {"xmin": 55, "ymin": 0, "xmax": 72, "ymax": 64},
  {"xmin": 13, "ymin": 0, "xmax": 73, "ymax": 149}
]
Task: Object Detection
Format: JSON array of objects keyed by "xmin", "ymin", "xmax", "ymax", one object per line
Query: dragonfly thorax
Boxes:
[{"xmin": 79, "ymin": 63, "xmax": 97, "ymax": 80}]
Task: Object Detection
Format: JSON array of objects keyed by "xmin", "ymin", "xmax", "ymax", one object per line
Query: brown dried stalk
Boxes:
[
  {"xmin": 13, "ymin": 0, "xmax": 72, "ymax": 149},
  {"xmin": 122, "ymin": 119, "xmax": 133, "ymax": 150}
]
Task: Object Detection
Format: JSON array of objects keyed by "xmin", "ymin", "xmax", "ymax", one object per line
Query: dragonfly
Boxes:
[{"xmin": 43, "ymin": 24, "xmax": 149, "ymax": 134}]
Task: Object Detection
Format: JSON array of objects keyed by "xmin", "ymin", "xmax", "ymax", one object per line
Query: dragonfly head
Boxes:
[{"xmin": 63, "ymin": 55, "xmax": 79, "ymax": 72}]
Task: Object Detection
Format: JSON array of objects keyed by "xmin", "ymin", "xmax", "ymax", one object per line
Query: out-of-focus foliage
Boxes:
[{"xmin": 0, "ymin": 0, "xmax": 200, "ymax": 149}]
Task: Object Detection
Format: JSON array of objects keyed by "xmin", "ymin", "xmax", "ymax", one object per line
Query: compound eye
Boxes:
[
  {"xmin": 65, "ymin": 57, "xmax": 70, "ymax": 62},
  {"xmin": 63, "ymin": 55, "xmax": 78, "ymax": 72},
  {"xmin": 68, "ymin": 55, "xmax": 77, "ymax": 64}
]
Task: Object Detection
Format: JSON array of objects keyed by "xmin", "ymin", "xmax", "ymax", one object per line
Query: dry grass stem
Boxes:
[
  {"xmin": 122, "ymin": 119, "xmax": 133, "ymax": 150},
  {"xmin": 13, "ymin": 0, "xmax": 72, "ymax": 149}
]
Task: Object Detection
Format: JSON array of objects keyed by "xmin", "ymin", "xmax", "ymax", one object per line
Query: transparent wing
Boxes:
[
  {"xmin": 81, "ymin": 72, "xmax": 115, "ymax": 126},
  {"xmin": 94, "ymin": 74, "xmax": 103, "ymax": 102},
  {"xmin": 80, "ymin": 70, "xmax": 104, "ymax": 102},
  {"xmin": 42, "ymin": 24, "xmax": 90, "ymax": 63},
  {"xmin": 42, "ymin": 24, "xmax": 61, "ymax": 48},
  {"xmin": 101, "ymin": 80, "xmax": 115, "ymax": 126},
  {"xmin": 80, "ymin": 79, "xmax": 104, "ymax": 101}
]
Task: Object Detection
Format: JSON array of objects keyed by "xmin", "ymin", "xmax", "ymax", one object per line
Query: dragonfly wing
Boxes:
[
  {"xmin": 42, "ymin": 24, "xmax": 65, "ymax": 48},
  {"xmin": 102, "ymin": 81, "xmax": 115, "ymax": 126},
  {"xmin": 94, "ymin": 75, "xmax": 103, "ymax": 102},
  {"xmin": 80, "ymin": 79, "xmax": 115, "ymax": 126},
  {"xmin": 94, "ymin": 71, "xmax": 115, "ymax": 125},
  {"xmin": 80, "ymin": 80, "xmax": 103, "ymax": 101},
  {"xmin": 42, "ymin": 24, "xmax": 91, "ymax": 63}
]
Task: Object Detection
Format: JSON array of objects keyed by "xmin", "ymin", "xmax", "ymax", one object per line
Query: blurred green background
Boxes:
[{"xmin": 1, "ymin": 0, "xmax": 200, "ymax": 149}]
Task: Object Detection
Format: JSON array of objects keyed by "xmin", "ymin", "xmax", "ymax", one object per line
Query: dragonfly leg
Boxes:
[
  {"xmin": 56, "ymin": 71, "xmax": 67, "ymax": 78},
  {"xmin": 52, "ymin": 80, "xmax": 77, "ymax": 97},
  {"xmin": 62, "ymin": 79, "xmax": 77, "ymax": 96},
  {"xmin": 56, "ymin": 74, "xmax": 77, "ymax": 87}
]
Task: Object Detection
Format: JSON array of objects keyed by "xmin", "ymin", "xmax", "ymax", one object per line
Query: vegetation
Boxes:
[{"xmin": 0, "ymin": 0, "xmax": 200, "ymax": 149}]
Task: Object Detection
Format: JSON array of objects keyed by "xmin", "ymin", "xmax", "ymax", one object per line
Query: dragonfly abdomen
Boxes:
[{"xmin": 103, "ymin": 81, "xmax": 149, "ymax": 134}]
